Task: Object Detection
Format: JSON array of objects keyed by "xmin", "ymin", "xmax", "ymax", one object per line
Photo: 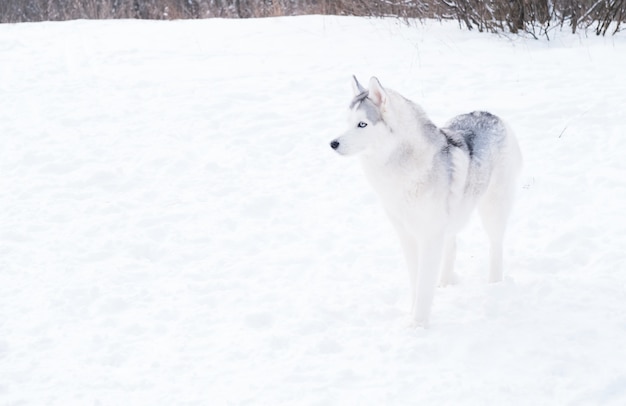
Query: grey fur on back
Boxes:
[{"xmin": 443, "ymin": 111, "xmax": 505, "ymax": 160}]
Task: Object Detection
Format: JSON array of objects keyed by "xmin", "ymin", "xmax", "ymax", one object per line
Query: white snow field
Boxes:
[{"xmin": 1, "ymin": 15, "xmax": 626, "ymax": 405}]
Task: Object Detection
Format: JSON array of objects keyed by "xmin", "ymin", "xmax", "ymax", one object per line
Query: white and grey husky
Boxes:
[{"xmin": 330, "ymin": 76, "xmax": 522, "ymax": 327}]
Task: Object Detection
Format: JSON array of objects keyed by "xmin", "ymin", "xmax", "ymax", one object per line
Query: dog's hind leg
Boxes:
[
  {"xmin": 478, "ymin": 177, "xmax": 515, "ymax": 283},
  {"xmin": 439, "ymin": 235, "xmax": 459, "ymax": 287},
  {"xmin": 479, "ymin": 127, "xmax": 522, "ymax": 283}
]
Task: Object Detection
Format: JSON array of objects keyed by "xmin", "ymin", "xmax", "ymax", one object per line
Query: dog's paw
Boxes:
[
  {"xmin": 407, "ymin": 316, "xmax": 430, "ymax": 330},
  {"xmin": 439, "ymin": 271, "xmax": 460, "ymax": 287}
]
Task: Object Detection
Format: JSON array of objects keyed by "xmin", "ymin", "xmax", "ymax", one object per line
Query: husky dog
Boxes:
[{"xmin": 330, "ymin": 76, "xmax": 522, "ymax": 327}]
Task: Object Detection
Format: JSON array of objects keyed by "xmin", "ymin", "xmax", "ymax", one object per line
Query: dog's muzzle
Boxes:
[{"xmin": 330, "ymin": 140, "xmax": 340, "ymax": 150}]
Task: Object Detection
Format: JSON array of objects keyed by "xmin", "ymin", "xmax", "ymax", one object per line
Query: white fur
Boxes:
[{"xmin": 330, "ymin": 76, "xmax": 522, "ymax": 327}]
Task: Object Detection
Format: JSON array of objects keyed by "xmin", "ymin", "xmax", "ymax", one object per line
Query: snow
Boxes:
[{"xmin": 1, "ymin": 15, "xmax": 626, "ymax": 405}]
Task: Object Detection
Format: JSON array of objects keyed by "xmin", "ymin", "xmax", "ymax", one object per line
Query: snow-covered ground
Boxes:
[{"xmin": 1, "ymin": 16, "xmax": 625, "ymax": 405}]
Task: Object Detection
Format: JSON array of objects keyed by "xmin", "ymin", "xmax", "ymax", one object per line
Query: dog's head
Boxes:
[{"xmin": 330, "ymin": 76, "xmax": 389, "ymax": 156}]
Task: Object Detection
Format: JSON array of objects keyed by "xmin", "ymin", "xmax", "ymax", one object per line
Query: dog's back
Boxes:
[
  {"xmin": 442, "ymin": 111, "xmax": 520, "ymax": 194},
  {"xmin": 445, "ymin": 111, "xmax": 505, "ymax": 159}
]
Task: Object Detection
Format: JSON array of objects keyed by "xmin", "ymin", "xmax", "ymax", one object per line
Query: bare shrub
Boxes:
[{"xmin": 0, "ymin": 0, "xmax": 624, "ymax": 37}]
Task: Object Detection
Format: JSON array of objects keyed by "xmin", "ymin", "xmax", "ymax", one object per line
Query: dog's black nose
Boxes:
[{"xmin": 330, "ymin": 140, "xmax": 340, "ymax": 150}]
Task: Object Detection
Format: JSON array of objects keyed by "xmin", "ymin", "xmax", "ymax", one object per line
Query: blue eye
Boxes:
[{"xmin": 358, "ymin": 122, "xmax": 368, "ymax": 128}]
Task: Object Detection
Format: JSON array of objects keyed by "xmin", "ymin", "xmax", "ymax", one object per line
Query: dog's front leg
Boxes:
[
  {"xmin": 439, "ymin": 235, "xmax": 459, "ymax": 287},
  {"xmin": 387, "ymin": 214, "xmax": 419, "ymax": 311},
  {"xmin": 413, "ymin": 232, "xmax": 445, "ymax": 327}
]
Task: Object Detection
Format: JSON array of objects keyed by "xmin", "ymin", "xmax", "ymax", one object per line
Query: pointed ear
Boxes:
[
  {"xmin": 351, "ymin": 75, "xmax": 366, "ymax": 96},
  {"xmin": 368, "ymin": 77, "xmax": 387, "ymax": 108}
]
